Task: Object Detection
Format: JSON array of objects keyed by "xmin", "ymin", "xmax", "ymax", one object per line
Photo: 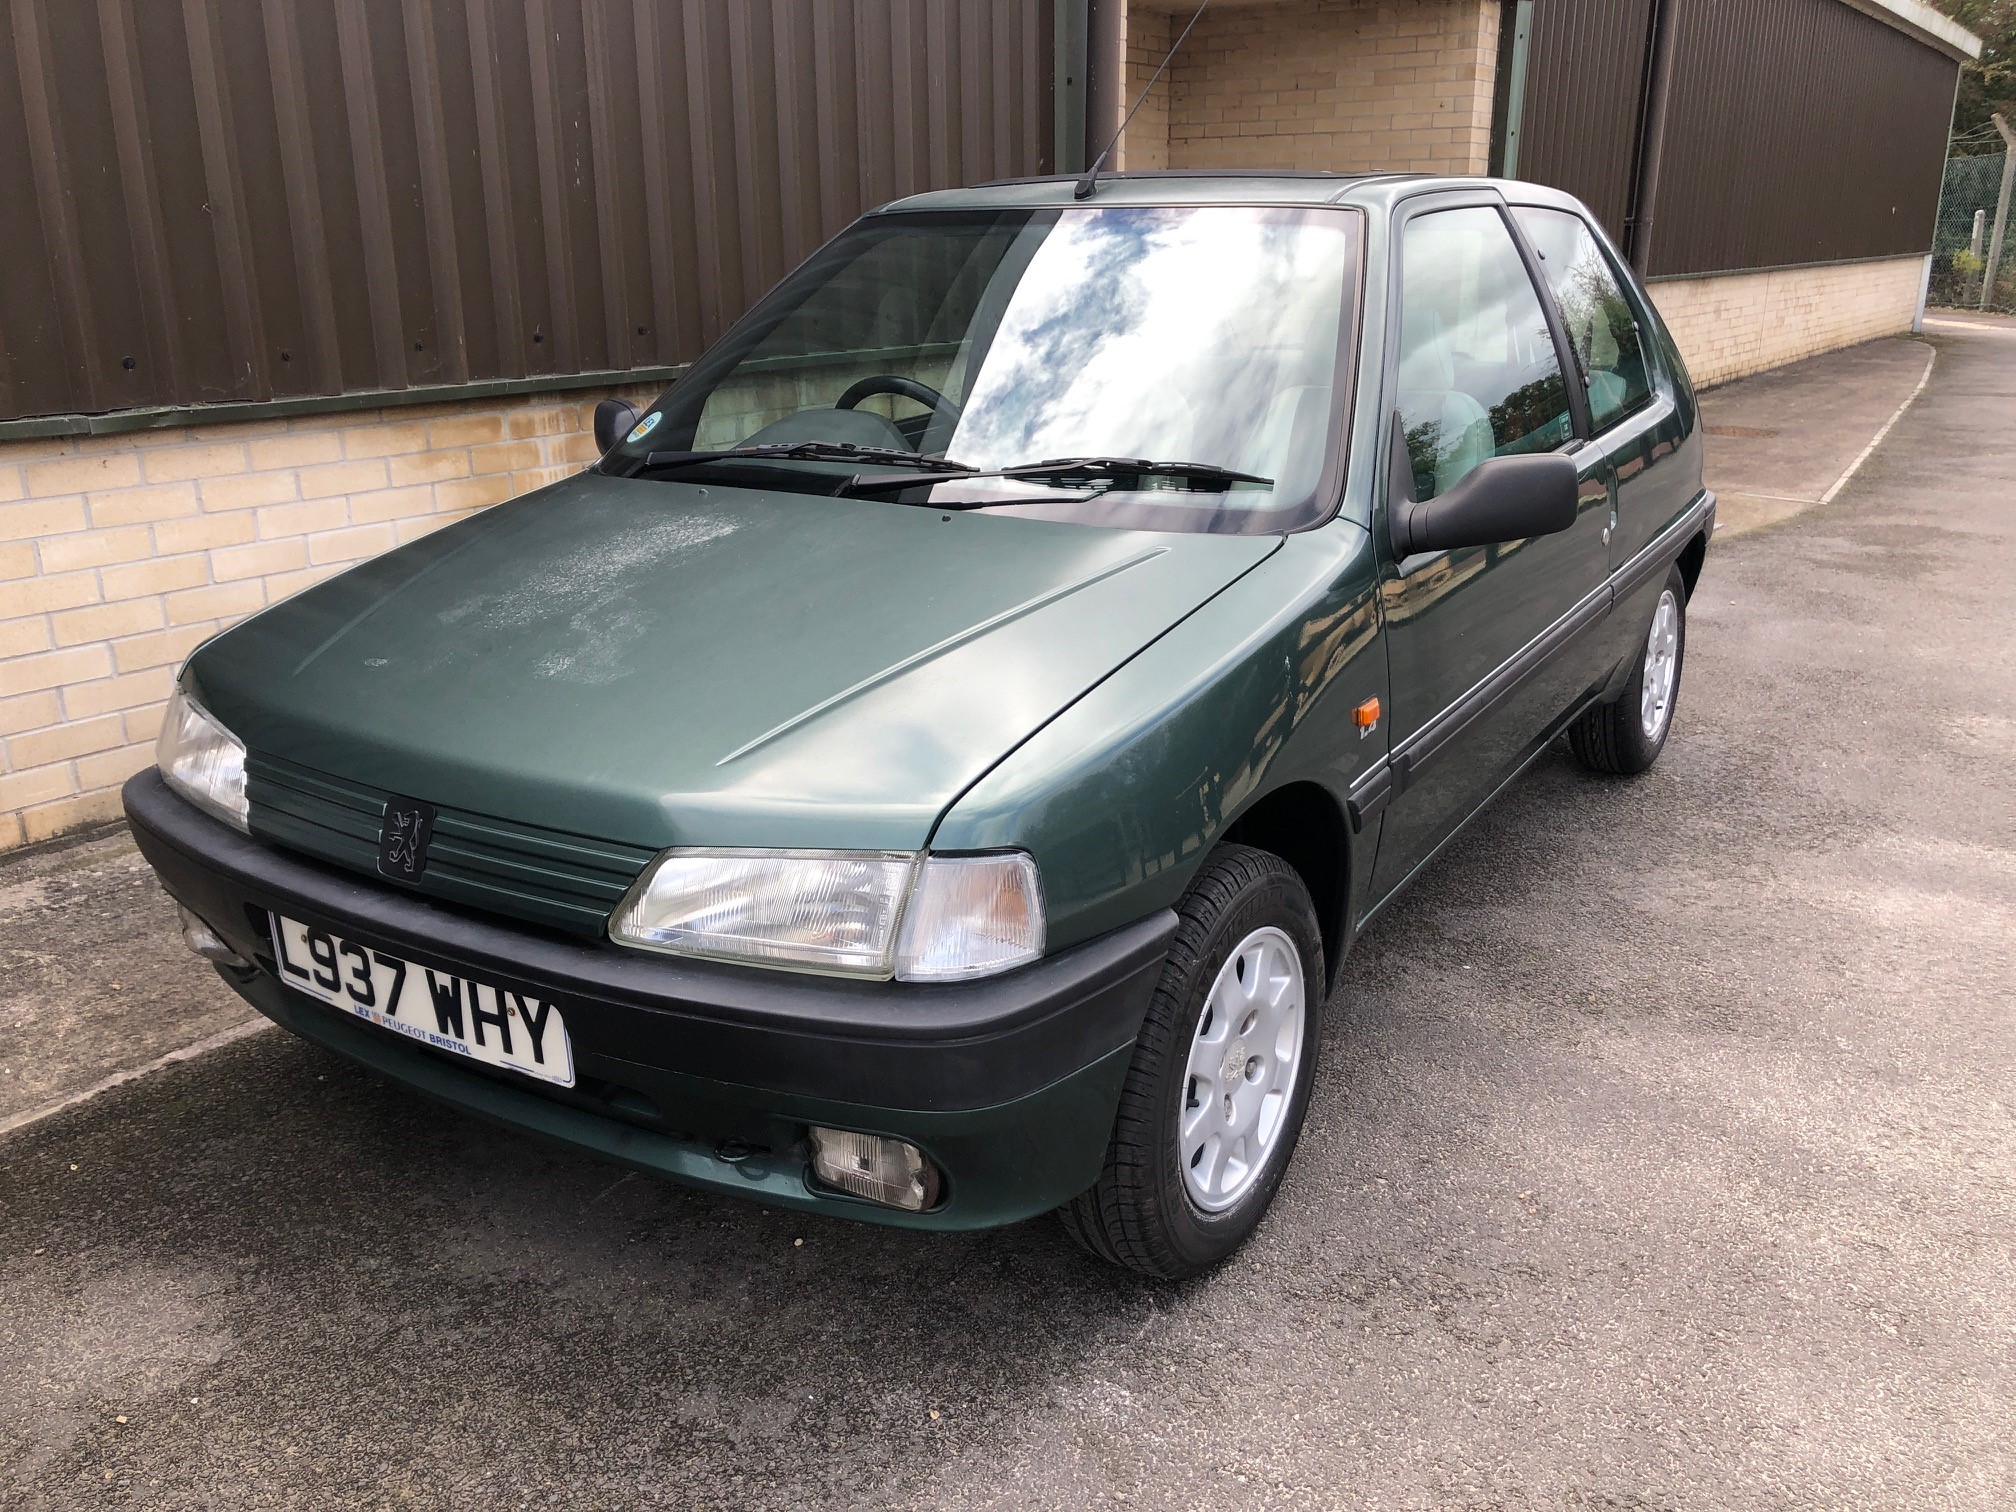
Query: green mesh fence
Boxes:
[{"xmin": 1931, "ymin": 152, "xmax": 2015, "ymax": 312}]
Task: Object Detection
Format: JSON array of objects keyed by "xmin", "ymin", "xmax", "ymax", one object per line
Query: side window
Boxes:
[
  {"xmin": 1513, "ymin": 207, "xmax": 1653, "ymax": 433},
  {"xmin": 1396, "ymin": 207, "xmax": 1573, "ymax": 503}
]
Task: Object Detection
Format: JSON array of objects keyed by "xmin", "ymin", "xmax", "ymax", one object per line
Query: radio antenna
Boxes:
[{"xmin": 1075, "ymin": 0, "xmax": 1212, "ymax": 201}]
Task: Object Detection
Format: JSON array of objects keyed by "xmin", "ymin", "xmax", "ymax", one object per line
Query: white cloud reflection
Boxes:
[{"xmin": 948, "ymin": 208, "xmax": 1352, "ymax": 508}]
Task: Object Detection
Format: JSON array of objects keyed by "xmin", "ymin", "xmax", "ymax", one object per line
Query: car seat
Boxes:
[{"xmin": 1396, "ymin": 307, "xmax": 1494, "ymax": 498}]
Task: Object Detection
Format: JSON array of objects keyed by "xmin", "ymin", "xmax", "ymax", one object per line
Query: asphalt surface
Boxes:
[{"xmin": 3, "ymin": 324, "xmax": 2013, "ymax": 1509}]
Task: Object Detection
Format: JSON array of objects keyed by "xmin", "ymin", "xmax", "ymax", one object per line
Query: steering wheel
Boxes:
[{"xmin": 835, "ymin": 374, "xmax": 963, "ymax": 429}]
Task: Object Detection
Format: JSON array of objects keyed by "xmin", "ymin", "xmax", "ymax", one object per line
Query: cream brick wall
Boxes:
[
  {"xmin": 1119, "ymin": 0, "xmax": 1499, "ymax": 176},
  {"xmin": 0, "ymin": 385, "xmax": 654, "ymax": 851},
  {"xmin": 1648, "ymin": 256, "xmax": 1929, "ymax": 389},
  {"xmin": 1120, "ymin": 7, "xmax": 1177, "ymax": 171}
]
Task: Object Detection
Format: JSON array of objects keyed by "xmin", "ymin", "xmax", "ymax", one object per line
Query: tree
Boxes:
[{"xmin": 1930, "ymin": 0, "xmax": 2016, "ymax": 150}]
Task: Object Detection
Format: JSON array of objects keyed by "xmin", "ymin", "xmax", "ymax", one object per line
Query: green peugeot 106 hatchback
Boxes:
[{"xmin": 127, "ymin": 172, "xmax": 1711, "ymax": 1279}]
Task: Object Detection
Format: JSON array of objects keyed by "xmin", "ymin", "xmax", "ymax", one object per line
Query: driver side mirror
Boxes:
[
  {"xmin": 1389, "ymin": 426, "xmax": 1579, "ymax": 558},
  {"xmin": 593, "ymin": 398, "xmax": 641, "ymax": 455}
]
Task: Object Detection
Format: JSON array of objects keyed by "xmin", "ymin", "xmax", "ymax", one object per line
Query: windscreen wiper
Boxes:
[
  {"xmin": 632, "ymin": 441, "xmax": 975, "ymax": 475},
  {"xmin": 846, "ymin": 455, "xmax": 1273, "ymax": 495},
  {"xmin": 1016, "ymin": 456, "xmax": 1274, "ymax": 486}
]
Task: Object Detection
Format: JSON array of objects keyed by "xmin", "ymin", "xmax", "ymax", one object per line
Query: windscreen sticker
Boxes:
[{"xmin": 627, "ymin": 411, "xmax": 663, "ymax": 444}]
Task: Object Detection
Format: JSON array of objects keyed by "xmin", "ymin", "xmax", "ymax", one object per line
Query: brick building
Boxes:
[{"xmin": 0, "ymin": 0, "xmax": 1980, "ymax": 848}]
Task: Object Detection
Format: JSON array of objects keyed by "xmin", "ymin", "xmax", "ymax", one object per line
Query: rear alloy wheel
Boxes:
[
  {"xmin": 1569, "ymin": 563, "xmax": 1689, "ymax": 775},
  {"xmin": 1058, "ymin": 846, "xmax": 1324, "ymax": 1280}
]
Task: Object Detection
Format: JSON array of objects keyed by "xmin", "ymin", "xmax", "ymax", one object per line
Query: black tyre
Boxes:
[
  {"xmin": 1569, "ymin": 563, "xmax": 1688, "ymax": 775},
  {"xmin": 1058, "ymin": 845, "xmax": 1325, "ymax": 1281}
]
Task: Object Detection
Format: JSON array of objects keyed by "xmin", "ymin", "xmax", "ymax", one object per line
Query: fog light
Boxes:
[
  {"xmin": 809, "ymin": 1127, "xmax": 942, "ymax": 1212},
  {"xmin": 175, "ymin": 904, "xmax": 249, "ymax": 968}
]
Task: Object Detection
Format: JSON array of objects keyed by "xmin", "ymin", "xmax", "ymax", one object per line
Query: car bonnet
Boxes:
[{"xmin": 184, "ymin": 472, "xmax": 1281, "ymax": 853}]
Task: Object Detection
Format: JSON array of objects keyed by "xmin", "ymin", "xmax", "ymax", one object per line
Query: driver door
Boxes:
[{"xmin": 1368, "ymin": 196, "xmax": 1613, "ymax": 904}]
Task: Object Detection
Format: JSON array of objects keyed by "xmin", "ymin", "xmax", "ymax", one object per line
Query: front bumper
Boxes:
[{"xmin": 125, "ymin": 770, "xmax": 1174, "ymax": 1229}]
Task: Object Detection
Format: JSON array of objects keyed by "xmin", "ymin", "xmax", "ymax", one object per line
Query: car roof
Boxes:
[{"xmin": 878, "ymin": 171, "xmax": 1587, "ymax": 217}]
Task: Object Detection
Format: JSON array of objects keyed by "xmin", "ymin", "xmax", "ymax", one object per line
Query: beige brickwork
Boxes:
[
  {"xmin": 1649, "ymin": 256, "xmax": 1928, "ymax": 389},
  {"xmin": 1119, "ymin": 7, "xmax": 1176, "ymax": 170},
  {"xmin": 0, "ymin": 385, "xmax": 654, "ymax": 851},
  {"xmin": 1120, "ymin": 0, "xmax": 1500, "ymax": 176}
]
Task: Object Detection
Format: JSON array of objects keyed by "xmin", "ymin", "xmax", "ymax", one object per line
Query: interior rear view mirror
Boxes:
[
  {"xmin": 594, "ymin": 398, "xmax": 642, "ymax": 455},
  {"xmin": 1389, "ymin": 433, "xmax": 1579, "ymax": 558}
]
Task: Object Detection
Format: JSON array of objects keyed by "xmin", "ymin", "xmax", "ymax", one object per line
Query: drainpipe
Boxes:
[
  {"xmin": 1055, "ymin": 0, "xmax": 1091, "ymax": 173},
  {"xmin": 1626, "ymin": 0, "xmax": 1681, "ymax": 276},
  {"xmin": 1084, "ymin": 0, "xmax": 1125, "ymax": 175},
  {"xmin": 1491, "ymin": 1, "xmax": 1534, "ymax": 178}
]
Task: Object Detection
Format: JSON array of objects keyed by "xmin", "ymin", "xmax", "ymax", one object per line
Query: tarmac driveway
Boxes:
[{"xmin": 2, "ymin": 324, "xmax": 2012, "ymax": 1510}]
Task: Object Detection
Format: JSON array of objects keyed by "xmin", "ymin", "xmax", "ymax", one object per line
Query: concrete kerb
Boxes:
[
  {"xmin": 1704, "ymin": 336, "xmax": 1940, "ymax": 539},
  {"xmin": 0, "ymin": 1017, "xmax": 273, "ymax": 1141}
]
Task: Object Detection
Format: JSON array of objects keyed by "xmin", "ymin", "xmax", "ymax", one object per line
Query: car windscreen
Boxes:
[{"xmin": 608, "ymin": 205, "xmax": 1362, "ymax": 535}]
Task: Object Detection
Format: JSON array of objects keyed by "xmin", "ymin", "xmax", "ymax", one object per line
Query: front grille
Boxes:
[{"xmin": 245, "ymin": 752, "xmax": 657, "ymax": 937}]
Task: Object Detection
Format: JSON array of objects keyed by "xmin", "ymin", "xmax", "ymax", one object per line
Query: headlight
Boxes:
[
  {"xmin": 156, "ymin": 684, "xmax": 249, "ymax": 832},
  {"xmin": 612, "ymin": 849, "xmax": 918, "ymax": 976},
  {"xmin": 611, "ymin": 849, "xmax": 1044, "ymax": 981}
]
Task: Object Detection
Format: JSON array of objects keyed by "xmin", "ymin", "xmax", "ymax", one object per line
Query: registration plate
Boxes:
[{"xmin": 268, "ymin": 913, "xmax": 575, "ymax": 1088}]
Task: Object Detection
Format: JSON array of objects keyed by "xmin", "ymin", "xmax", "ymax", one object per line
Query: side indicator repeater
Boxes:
[{"xmin": 1354, "ymin": 697, "xmax": 1381, "ymax": 738}]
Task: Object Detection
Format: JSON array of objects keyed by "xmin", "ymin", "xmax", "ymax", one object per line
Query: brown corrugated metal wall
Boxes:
[
  {"xmin": 1513, "ymin": 0, "xmax": 1960, "ymax": 280},
  {"xmin": 1515, "ymin": 0, "xmax": 1656, "ymax": 245},
  {"xmin": 0, "ymin": 0, "xmax": 1053, "ymax": 424},
  {"xmin": 1646, "ymin": 0, "xmax": 1957, "ymax": 278}
]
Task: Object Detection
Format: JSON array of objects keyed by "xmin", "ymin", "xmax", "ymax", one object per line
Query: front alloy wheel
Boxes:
[
  {"xmin": 1179, "ymin": 926, "xmax": 1307, "ymax": 1213},
  {"xmin": 1059, "ymin": 845, "xmax": 1325, "ymax": 1280}
]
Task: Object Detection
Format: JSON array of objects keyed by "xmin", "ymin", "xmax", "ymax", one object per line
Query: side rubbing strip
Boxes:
[
  {"xmin": 1387, "ymin": 489, "xmax": 1716, "ymax": 795},
  {"xmin": 1347, "ymin": 763, "xmax": 1394, "ymax": 833},
  {"xmin": 1617, "ymin": 491, "xmax": 1715, "ymax": 602},
  {"xmin": 1395, "ymin": 582, "xmax": 1613, "ymax": 789}
]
